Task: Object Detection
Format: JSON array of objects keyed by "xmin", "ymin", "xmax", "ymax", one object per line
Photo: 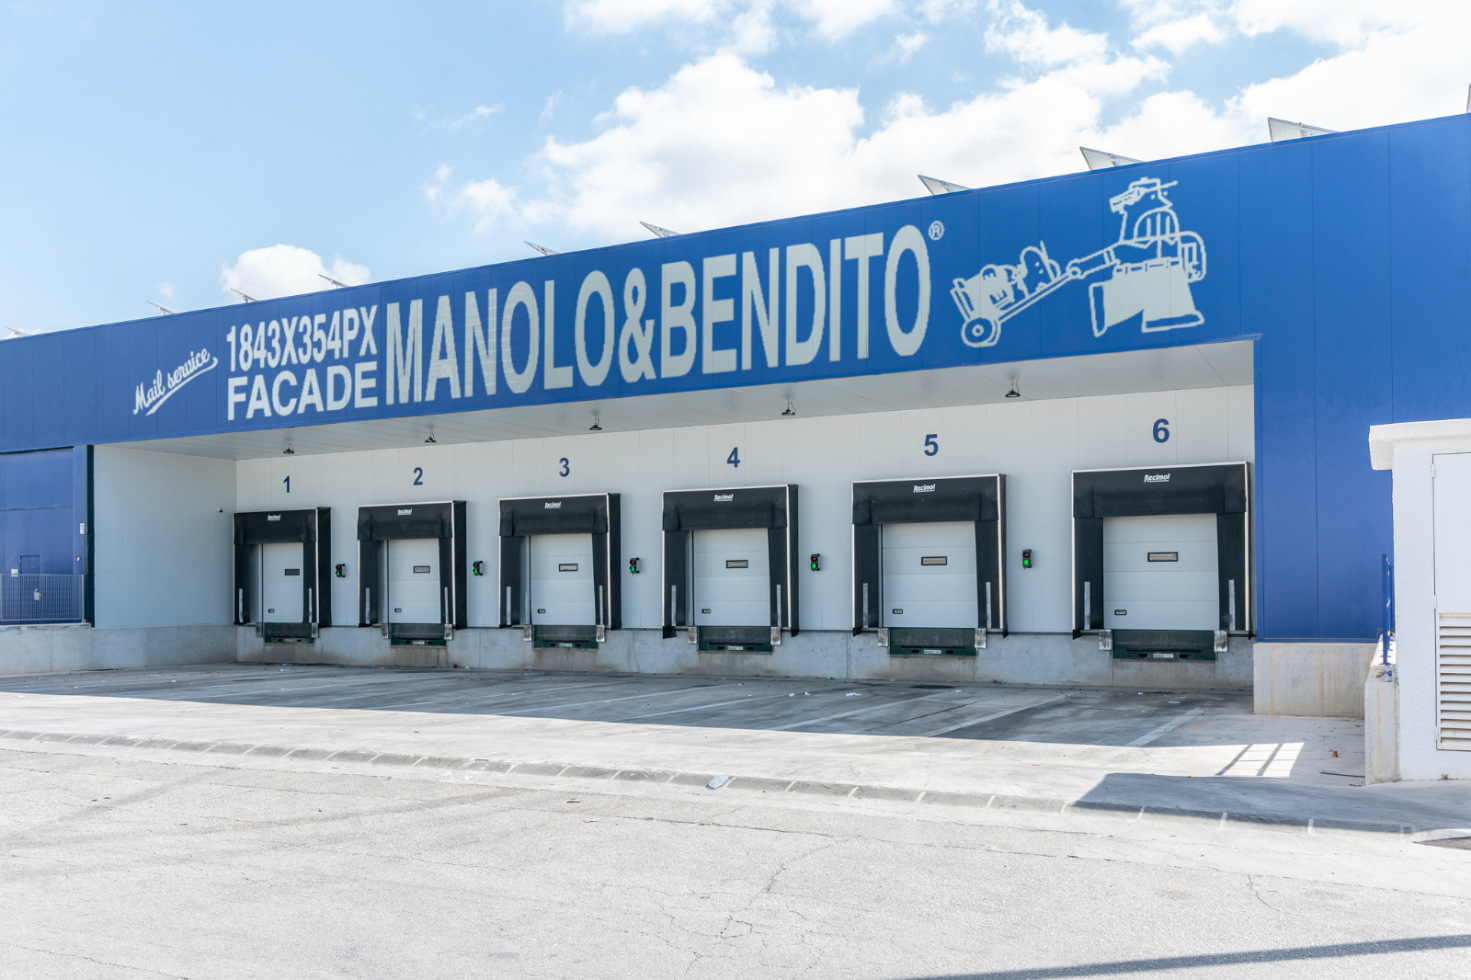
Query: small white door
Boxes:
[
  {"xmin": 692, "ymin": 528, "xmax": 770, "ymax": 626},
  {"xmin": 1434, "ymin": 453, "xmax": 1471, "ymax": 611},
  {"xmin": 1432, "ymin": 453, "xmax": 1471, "ymax": 750},
  {"xmin": 260, "ymin": 542, "xmax": 304, "ymax": 623},
  {"xmin": 1103, "ymin": 514, "xmax": 1218, "ymax": 630},
  {"xmin": 530, "ymin": 533, "xmax": 595, "ymax": 625},
  {"xmin": 882, "ymin": 521, "xmax": 977, "ymax": 628},
  {"xmin": 387, "ymin": 538, "xmax": 441, "ymax": 624}
]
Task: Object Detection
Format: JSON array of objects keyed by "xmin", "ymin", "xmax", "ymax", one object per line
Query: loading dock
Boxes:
[
  {"xmin": 852, "ymin": 475, "xmax": 1006, "ymax": 656},
  {"xmin": 1072, "ymin": 463, "xmax": 1250, "ymax": 660},
  {"xmin": 233, "ymin": 509, "xmax": 330, "ymax": 642},
  {"xmin": 498, "ymin": 493, "xmax": 620, "ymax": 648},
  {"xmin": 692, "ymin": 527, "xmax": 771, "ymax": 628},
  {"xmin": 662, "ymin": 485, "xmax": 797, "ymax": 651},
  {"xmin": 357, "ymin": 502, "xmax": 467, "ymax": 645}
]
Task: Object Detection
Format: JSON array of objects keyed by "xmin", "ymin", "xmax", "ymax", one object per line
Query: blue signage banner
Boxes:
[{"xmin": 0, "ymin": 157, "xmax": 1252, "ymax": 449}]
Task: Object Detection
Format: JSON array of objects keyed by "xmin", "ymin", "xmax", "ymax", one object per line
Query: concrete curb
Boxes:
[{"xmin": 0, "ymin": 726, "xmax": 1420, "ymax": 836}]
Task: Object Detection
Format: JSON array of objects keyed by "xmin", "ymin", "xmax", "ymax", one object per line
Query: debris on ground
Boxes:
[{"xmin": 707, "ymin": 775, "xmax": 729, "ymax": 790}]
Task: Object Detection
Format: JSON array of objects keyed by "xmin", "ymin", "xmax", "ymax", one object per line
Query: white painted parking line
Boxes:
[
  {"xmin": 764, "ymin": 691, "xmax": 957, "ymax": 732},
  {"xmin": 619, "ymin": 691, "xmax": 800, "ymax": 721},
  {"xmin": 920, "ymin": 694, "xmax": 1068, "ymax": 736},
  {"xmin": 346, "ymin": 679, "xmax": 642, "ymax": 712},
  {"xmin": 505, "ymin": 683, "xmax": 753, "ymax": 717},
  {"xmin": 1127, "ymin": 706, "xmax": 1206, "ymax": 747}
]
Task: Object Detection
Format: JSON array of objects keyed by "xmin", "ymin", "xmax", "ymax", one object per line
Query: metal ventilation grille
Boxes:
[{"xmin": 1438, "ymin": 613, "xmax": 1471, "ymax": 750}]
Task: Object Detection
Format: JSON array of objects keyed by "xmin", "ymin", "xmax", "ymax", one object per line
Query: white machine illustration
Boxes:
[{"xmin": 952, "ymin": 177, "xmax": 1207, "ymax": 347}]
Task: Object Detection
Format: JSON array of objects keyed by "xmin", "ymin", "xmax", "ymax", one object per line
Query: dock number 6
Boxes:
[
  {"xmin": 924, "ymin": 434, "xmax": 939, "ymax": 456},
  {"xmin": 1153, "ymin": 419, "xmax": 1170, "ymax": 443}
]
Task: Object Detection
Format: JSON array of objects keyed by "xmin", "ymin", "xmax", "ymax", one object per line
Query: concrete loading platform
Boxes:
[{"xmin": 2, "ymin": 664, "xmax": 1464, "ymax": 834}]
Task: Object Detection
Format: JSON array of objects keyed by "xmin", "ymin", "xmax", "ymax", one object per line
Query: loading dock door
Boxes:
[
  {"xmin": 529, "ymin": 533, "xmax": 595, "ymax": 625},
  {"xmin": 260, "ymin": 542, "xmax": 304, "ymax": 623},
  {"xmin": 1103, "ymin": 514, "xmax": 1218, "ymax": 630},
  {"xmin": 387, "ymin": 539, "xmax": 441, "ymax": 624},
  {"xmin": 882, "ymin": 521, "xmax": 977, "ymax": 628},
  {"xmin": 692, "ymin": 528, "xmax": 770, "ymax": 626}
]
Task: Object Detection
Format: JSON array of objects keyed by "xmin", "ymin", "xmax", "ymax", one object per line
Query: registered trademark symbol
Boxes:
[{"xmin": 928, "ymin": 221, "xmax": 945, "ymax": 241}]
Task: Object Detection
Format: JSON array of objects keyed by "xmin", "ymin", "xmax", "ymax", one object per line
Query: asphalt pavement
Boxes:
[{"xmin": 1, "ymin": 664, "xmax": 1468, "ymax": 978}]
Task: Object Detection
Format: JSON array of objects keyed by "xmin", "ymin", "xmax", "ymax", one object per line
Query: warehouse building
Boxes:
[{"xmin": 2, "ymin": 112, "xmax": 1467, "ymax": 780}]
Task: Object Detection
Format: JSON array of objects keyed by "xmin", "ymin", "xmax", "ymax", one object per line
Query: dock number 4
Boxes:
[{"xmin": 727, "ymin": 448, "xmax": 740, "ymax": 468}]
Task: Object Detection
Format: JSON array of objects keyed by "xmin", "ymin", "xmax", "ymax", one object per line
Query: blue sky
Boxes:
[{"xmin": 2, "ymin": 0, "xmax": 1466, "ymax": 335}]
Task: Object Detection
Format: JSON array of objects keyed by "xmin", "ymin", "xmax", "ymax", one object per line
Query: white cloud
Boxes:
[
  {"xmin": 875, "ymin": 30, "xmax": 929, "ymax": 65},
  {"xmin": 563, "ymin": 0, "xmax": 892, "ymax": 47},
  {"xmin": 1093, "ymin": 89, "xmax": 1250, "ymax": 159},
  {"xmin": 427, "ymin": 165, "xmax": 533, "ymax": 232},
  {"xmin": 448, "ymin": 29, "xmax": 1165, "ymax": 240},
  {"xmin": 1132, "ymin": 13, "xmax": 1221, "ymax": 54},
  {"xmin": 451, "ymin": 104, "xmax": 502, "ymax": 128},
  {"xmin": 219, "ymin": 245, "xmax": 369, "ymax": 302},
  {"xmin": 565, "ymin": 0, "xmax": 727, "ymax": 34},
  {"xmin": 156, "ymin": 281, "xmax": 178, "ymax": 302},
  {"xmin": 1232, "ymin": 0, "xmax": 1436, "ymax": 48},
  {"xmin": 985, "ymin": 0, "xmax": 1110, "ymax": 67},
  {"xmin": 444, "ymin": 0, "xmax": 1471, "ymax": 248},
  {"xmin": 537, "ymin": 53, "xmax": 867, "ymax": 235},
  {"xmin": 792, "ymin": 0, "xmax": 896, "ymax": 39},
  {"xmin": 1229, "ymin": 6, "xmax": 1471, "ymax": 133},
  {"xmin": 919, "ymin": 0, "xmax": 979, "ymax": 22}
]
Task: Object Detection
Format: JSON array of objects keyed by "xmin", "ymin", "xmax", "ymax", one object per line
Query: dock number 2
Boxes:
[
  {"xmin": 412, "ymin": 467, "xmax": 423, "ymax": 486},
  {"xmin": 1153, "ymin": 419, "xmax": 1170, "ymax": 443},
  {"xmin": 924, "ymin": 434, "xmax": 939, "ymax": 456}
]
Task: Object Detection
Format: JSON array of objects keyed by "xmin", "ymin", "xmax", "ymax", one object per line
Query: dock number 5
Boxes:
[
  {"xmin": 924, "ymin": 434, "xmax": 939, "ymax": 456},
  {"xmin": 1153, "ymin": 419, "xmax": 1170, "ymax": 443}
]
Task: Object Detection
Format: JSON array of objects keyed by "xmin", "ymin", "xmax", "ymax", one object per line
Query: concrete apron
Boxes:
[
  {"xmin": 1254, "ymin": 642, "xmax": 1377, "ymax": 719},
  {"xmin": 235, "ymin": 626, "xmax": 1254, "ymax": 692},
  {"xmin": 0, "ymin": 624, "xmax": 235, "ymax": 676}
]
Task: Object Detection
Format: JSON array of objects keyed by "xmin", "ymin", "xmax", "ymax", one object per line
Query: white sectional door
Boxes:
[
  {"xmin": 1103, "ymin": 514, "xmax": 1218, "ymax": 630},
  {"xmin": 882, "ymin": 521, "xmax": 977, "ymax": 628},
  {"xmin": 260, "ymin": 542, "xmax": 304, "ymax": 623},
  {"xmin": 387, "ymin": 538, "xmax": 441, "ymax": 624},
  {"xmin": 529, "ymin": 533, "xmax": 595, "ymax": 625},
  {"xmin": 692, "ymin": 528, "xmax": 770, "ymax": 626},
  {"xmin": 1432, "ymin": 453, "xmax": 1471, "ymax": 750}
]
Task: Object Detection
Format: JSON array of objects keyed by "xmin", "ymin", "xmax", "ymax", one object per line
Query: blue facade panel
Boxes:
[
  {"xmin": 1310, "ymin": 134, "xmax": 1395, "ymax": 639},
  {"xmin": 5, "ymin": 114, "xmax": 1471, "ymax": 640},
  {"xmin": 0, "ymin": 448, "xmax": 83, "ymax": 577}
]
